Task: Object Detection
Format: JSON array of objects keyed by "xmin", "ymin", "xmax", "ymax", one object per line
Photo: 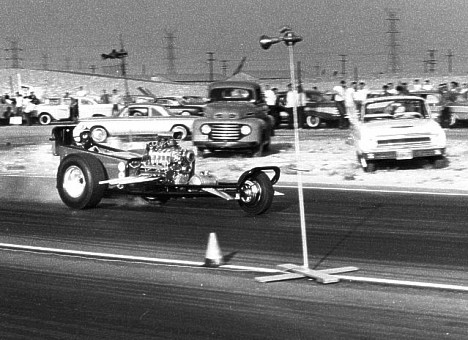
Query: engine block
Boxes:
[{"xmin": 140, "ymin": 135, "xmax": 195, "ymax": 184}]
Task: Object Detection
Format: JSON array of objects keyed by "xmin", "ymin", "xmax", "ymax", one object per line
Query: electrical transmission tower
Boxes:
[
  {"xmin": 5, "ymin": 39, "xmax": 22, "ymax": 68},
  {"xmin": 41, "ymin": 53, "xmax": 49, "ymax": 70},
  {"xmin": 338, "ymin": 54, "xmax": 347, "ymax": 76},
  {"xmin": 164, "ymin": 31, "xmax": 177, "ymax": 75},
  {"xmin": 427, "ymin": 49, "xmax": 437, "ymax": 73},
  {"xmin": 446, "ymin": 49, "xmax": 454, "ymax": 73},
  {"xmin": 385, "ymin": 9, "xmax": 401, "ymax": 74},
  {"xmin": 207, "ymin": 52, "xmax": 215, "ymax": 81}
]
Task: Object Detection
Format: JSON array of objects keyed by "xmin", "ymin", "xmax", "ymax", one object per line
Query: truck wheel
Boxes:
[
  {"xmin": 57, "ymin": 153, "xmax": 108, "ymax": 209},
  {"xmin": 91, "ymin": 126, "xmax": 108, "ymax": 143},
  {"xmin": 430, "ymin": 156, "xmax": 447, "ymax": 169},
  {"xmin": 171, "ymin": 125, "xmax": 189, "ymax": 140},
  {"xmin": 251, "ymin": 143, "xmax": 264, "ymax": 157},
  {"xmin": 38, "ymin": 113, "xmax": 52, "ymax": 125},
  {"xmin": 238, "ymin": 171, "xmax": 274, "ymax": 215},
  {"xmin": 305, "ymin": 115, "xmax": 321, "ymax": 128},
  {"xmin": 364, "ymin": 161, "xmax": 376, "ymax": 173}
]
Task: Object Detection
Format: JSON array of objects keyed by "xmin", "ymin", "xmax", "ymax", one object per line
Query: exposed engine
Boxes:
[{"xmin": 140, "ymin": 134, "xmax": 195, "ymax": 184}]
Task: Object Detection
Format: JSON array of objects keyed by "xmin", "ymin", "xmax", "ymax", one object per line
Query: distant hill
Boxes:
[
  {"xmin": 0, "ymin": 69, "xmax": 208, "ymax": 99},
  {"xmin": 0, "ymin": 68, "xmax": 465, "ymax": 99}
]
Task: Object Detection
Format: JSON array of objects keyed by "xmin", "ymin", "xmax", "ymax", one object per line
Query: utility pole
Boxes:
[
  {"xmin": 207, "ymin": 52, "xmax": 215, "ymax": 82},
  {"xmin": 41, "ymin": 53, "xmax": 49, "ymax": 70},
  {"xmin": 5, "ymin": 39, "xmax": 22, "ymax": 68},
  {"xmin": 64, "ymin": 57, "xmax": 71, "ymax": 71},
  {"xmin": 446, "ymin": 49, "xmax": 454, "ymax": 73},
  {"xmin": 338, "ymin": 54, "xmax": 347, "ymax": 76},
  {"xmin": 89, "ymin": 65, "xmax": 97, "ymax": 74},
  {"xmin": 385, "ymin": 9, "xmax": 401, "ymax": 74},
  {"xmin": 164, "ymin": 30, "xmax": 177, "ymax": 75},
  {"xmin": 314, "ymin": 64, "xmax": 320, "ymax": 77},
  {"xmin": 119, "ymin": 34, "xmax": 130, "ymax": 98},
  {"xmin": 427, "ymin": 49, "xmax": 437, "ymax": 73},
  {"xmin": 220, "ymin": 60, "xmax": 228, "ymax": 76}
]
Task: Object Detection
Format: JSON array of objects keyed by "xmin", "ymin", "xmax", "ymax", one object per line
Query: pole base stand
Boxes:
[{"xmin": 255, "ymin": 264, "xmax": 359, "ymax": 284}]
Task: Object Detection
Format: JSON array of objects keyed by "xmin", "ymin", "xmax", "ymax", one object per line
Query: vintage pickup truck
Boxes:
[
  {"xmin": 34, "ymin": 96, "xmax": 114, "ymax": 125},
  {"xmin": 192, "ymin": 81, "xmax": 274, "ymax": 157}
]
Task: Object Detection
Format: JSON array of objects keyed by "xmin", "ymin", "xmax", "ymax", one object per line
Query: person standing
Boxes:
[
  {"xmin": 14, "ymin": 92, "xmax": 23, "ymax": 117},
  {"xmin": 345, "ymin": 81, "xmax": 357, "ymax": 126},
  {"xmin": 76, "ymin": 86, "xmax": 87, "ymax": 97},
  {"xmin": 284, "ymin": 83, "xmax": 296, "ymax": 129},
  {"xmin": 264, "ymin": 85, "xmax": 279, "ymax": 128},
  {"xmin": 332, "ymin": 80, "xmax": 347, "ymax": 129},
  {"xmin": 111, "ymin": 89, "xmax": 121, "ymax": 116},
  {"xmin": 100, "ymin": 89, "xmax": 110, "ymax": 104},
  {"xmin": 353, "ymin": 81, "xmax": 369, "ymax": 112},
  {"xmin": 296, "ymin": 85, "xmax": 306, "ymax": 128}
]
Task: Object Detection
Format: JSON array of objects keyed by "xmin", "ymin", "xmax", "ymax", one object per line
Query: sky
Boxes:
[{"xmin": 1, "ymin": 0, "xmax": 468, "ymax": 77}]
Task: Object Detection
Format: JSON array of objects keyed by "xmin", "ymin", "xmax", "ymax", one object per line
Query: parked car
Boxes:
[
  {"xmin": 73, "ymin": 103, "xmax": 199, "ymax": 143},
  {"xmin": 277, "ymin": 90, "xmax": 342, "ymax": 128},
  {"xmin": 154, "ymin": 97, "xmax": 205, "ymax": 116},
  {"xmin": 192, "ymin": 81, "xmax": 274, "ymax": 157},
  {"xmin": 34, "ymin": 96, "xmax": 115, "ymax": 125},
  {"xmin": 439, "ymin": 92, "xmax": 468, "ymax": 128},
  {"xmin": 352, "ymin": 96, "xmax": 446, "ymax": 172},
  {"xmin": 409, "ymin": 90, "xmax": 445, "ymax": 124}
]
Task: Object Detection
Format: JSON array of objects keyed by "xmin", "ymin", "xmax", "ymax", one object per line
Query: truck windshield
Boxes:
[{"xmin": 210, "ymin": 88, "xmax": 253, "ymax": 101}]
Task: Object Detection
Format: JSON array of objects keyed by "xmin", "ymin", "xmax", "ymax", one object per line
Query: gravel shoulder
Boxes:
[{"xmin": 1, "ymin": 129, "xmax": 468, "ymax": 194}]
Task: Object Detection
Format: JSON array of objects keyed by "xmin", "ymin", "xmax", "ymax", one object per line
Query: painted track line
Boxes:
[
  {"xmin": 278, "ymin": 184, "xmax": 468, "ymax": 196},
  {"xmin": 1, "ymin": 242, "xmax": 468, "ymax": 291}
]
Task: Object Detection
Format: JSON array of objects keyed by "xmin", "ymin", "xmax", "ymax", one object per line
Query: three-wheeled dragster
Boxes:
[{"xmin": 51, "ymin": 126, "xmax": 281, "ymax": 215}]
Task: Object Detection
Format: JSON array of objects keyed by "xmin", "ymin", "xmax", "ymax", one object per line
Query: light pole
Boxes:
[{"xmin": 256, "ymin": 27, "xmax": 358, "ymax": 284}]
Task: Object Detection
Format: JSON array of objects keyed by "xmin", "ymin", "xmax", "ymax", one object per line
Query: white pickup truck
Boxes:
[{"xmin": 34, "ymin": 96, "xmax": 115, "ymax": 125}]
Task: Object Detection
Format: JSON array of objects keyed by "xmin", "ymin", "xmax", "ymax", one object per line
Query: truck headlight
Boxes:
[
  {"xmin": 240, "ymin": 125, "xmax": 252, "ymax": 136},
  {"xmin": 359, "ymin": 138, "xmax": 377, "ymax": 151},
  {"xmin": 432, "ymin": 132, "xmax": 446, "ymax": 147},
  {"xmin": 200, "ymin": 124, "xmax": 211, "ymax": 134}
]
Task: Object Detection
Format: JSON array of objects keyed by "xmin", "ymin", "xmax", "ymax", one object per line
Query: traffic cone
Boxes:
[{"xmin": 204, "ymin": 232, "xmax": 223, "ymax": 267}]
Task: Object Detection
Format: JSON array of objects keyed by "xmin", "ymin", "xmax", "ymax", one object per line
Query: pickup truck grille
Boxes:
[
  {"xmin": 209, "ymin": 123, "xmax": 241, "ymax": 140},
  {"xmin": 377, "ymin": 137, "xmax": 431, "ymax": 146}
]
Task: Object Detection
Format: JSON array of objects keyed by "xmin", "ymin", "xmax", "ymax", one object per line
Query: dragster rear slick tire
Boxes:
[
  {"xmin": 238, "ymin": 171, "xmax": 274, "ymax": 215},
  {"xmin": 57, "ymin": 153, "xmax": 108, "ymax": 209}
]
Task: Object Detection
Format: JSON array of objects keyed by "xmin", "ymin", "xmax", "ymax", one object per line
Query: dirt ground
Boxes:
[{"xmin": 1, "ymin": 131, "xmax": 468, "ymax": 193}]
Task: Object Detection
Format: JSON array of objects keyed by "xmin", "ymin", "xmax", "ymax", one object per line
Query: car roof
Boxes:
[
  {"xmin": 208, "ymin": 81, "xmax": 261, "ymax": 91},
  {"xmin": 364, "ymin": 95, "xmax": 427, "ymax": 104}
]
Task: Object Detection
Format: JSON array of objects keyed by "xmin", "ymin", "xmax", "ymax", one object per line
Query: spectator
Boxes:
[
  {"xmin": 100, "ymin": 89, "xmax": 110, "ymax": 104},
  {"xmin": 382, "ymin": 84, "xmax": 392, "ymax": 96},
  {"xmin": 69, "ymin": 97, "xmax": 79, "ymax": 122},
  {"xmin": 353, "ymin": 81, "xmax": 369, "ymax": 112},
  {"xmin": 296, "ymin": 85, "xmax": 306, "ymax": 128},
  {"xmin": 412, "ymin": 79, "xmax": 422, "ymax": 91},
  {"xmin": 76, "ymin": 86, "xmax": 87, "ymax": 97},
  {"xmin": 14, "ymin": 92, "xmax": 23, "ymax": 117},
  {"xmin": 284, "ymin": 83, "xmax": 295, "ymax": 129},
  {"xmin": 332, "ymin": 80, "xmax": 347, "ymax": 129},
  {"xmin": 264, "ymin": 85, "xmax": 279, "ymax": 128},
  {"xmin": 422, "ymin": 79, "xmax": 434, "ymax": 90},
  {"xmin": 345, "ymin": 81, "xmax": 357, "ymax": 126},
  {"xmin": 111, "ymin": 89, "xmax": 121, "ymax": 116},
  {"xmin": 387, "ymin": 82, "xmax": 398, "ymax": 95}
]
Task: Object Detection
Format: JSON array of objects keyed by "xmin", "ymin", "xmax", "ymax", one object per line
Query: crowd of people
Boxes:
[
  {"xmin": 263, "ymin": 77, "xmax": 468, "ymax": 130},
  {"xmin": 1, "ymin": 85, "xmax": 124, "ymax": 124}
]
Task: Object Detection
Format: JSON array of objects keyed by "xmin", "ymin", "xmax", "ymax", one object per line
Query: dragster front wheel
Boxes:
[
  {"xmin": 238, "ymin": 171, "xmax": 274, "ymax": 215},
  {"xmin": 57, "ymin": 153, "xmax": 108, "ymax": 209}
]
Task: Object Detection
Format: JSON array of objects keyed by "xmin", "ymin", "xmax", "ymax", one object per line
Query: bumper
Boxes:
[
  {"xmin": 361, "ymin": 148, "xmax": 446, "ymax": 161},
  {"xmin": 193, "ymin": 140, "xmax": 259, "ymax": 150}
]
